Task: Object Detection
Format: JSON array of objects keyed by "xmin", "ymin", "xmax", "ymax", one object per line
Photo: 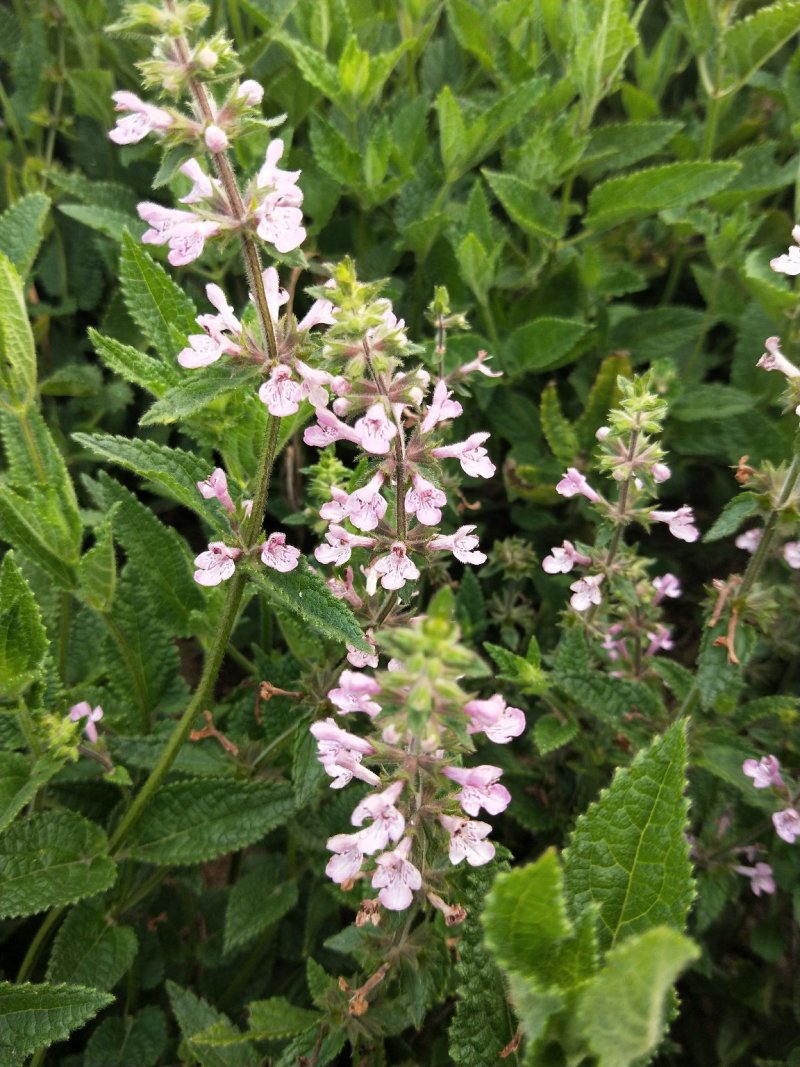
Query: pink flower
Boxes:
[
  {"xmin": 783, "ymin": 541, "xmax": 800, "ymax": 568},
  {"xmin": 645, "ymin": 625, "xmax": 673, "ymax": 657},
  {"xmin": 257, "ymin": 139, "xmax": 302, "ymax": 195},
  {"xmin": 166, "ymin": 220, "xmax": 221, "ymax": 266},
  {"xmin": 757, "ymin": 335, "xmax": 800, "ymax": 377},
  {"xmin": 348, "ymin": 473, "xmax": 388, "ymax": 532},
  {"xmin": 327, "ymin": 567, "xmax": 363, "ymax": 609},
  {"xmin": 310, "ymin": 718, "xmax": 379, "ymax": 789},
  {"xmin": 237, "ymin": 80, "xmax": 264, "ymax": 106},
  {"xmin": 178, "ymin": 333, "xmax": 229, "ymax": 368},
  {"xmin": 320, "ymin": 487, "xmax": 349, "ymax": 524},
  {"xmin": 770, "ymin": 228, "xmax": 800, "ymax": 276},
  {"xmin": 455, "ymin": 349, "xmax": 502, "ymax": 379},
  {"xmin": 542, "ymin": 540, "xmax": 591, "ymax": 574},
  {"xmin": 328, "ymin": 669, "xmax": 382, "ymax": 718},
  {"xmin": 735, "ymin": 528, "xmax": 762, "ymax": 553},
  {"xmin": 315, "ymin": 526, "xmax": 376, "ymax": 566},
  {"xmin": 193, "ymin": 542, "xmax": 241, "ymax": 586},
  {"xmin": 351, "ymin": 781, "xmax": 406, "ymax": 854},
  {"xmin": 297, "ymin": 280, "xmax": 337, "ymax": 332},
  {"xmin": 463, "ymin": 694, "xmax": 525, "ymax": 744},
  {"xmin": 354, "ymin": 403, "xmax": 397, "ymax": 455},
  {"xmin": 555, "ymin": 467, "xmax": 602, "ymax": 503},
  {"xmin": 773, "ymin": 807, "xmax": 800, "ymax": 844},
  {"xmin": 439, "ymin": 815, "xmax": 495, "ymax": 867},
  {"xmin": 649, "ymin": 506, "xmax": 699, "ymax": 543},
  {"xmin": 204, "ymin": 124, "xmax": 229, "ymax": 153},
  {"xmin": 428, "ymin": 525, "xmax": 486, "ymax": 565},
  {"xmin": 442, "ymin": 765, "xmax": 511, "ymax": 816},
  {"xmin": 371, "ymin": 837, "xmax": 421, "ymax": 910},
  {"xmin": 652, "ymin": 463, "xmax": 671, "ymax": 483},
  {"xmin": 259, "ymin": 365, "xmax": 303, "ymax": 416},
  {"xmin": 372, "ymin": 543, "xmax": 420, "ymax": 590},
  {"xmin": 734, "ymin": 862, "xmax": 776, "ymax": 896},
  {"xmin": 256, "ymin": 191, "xmax": 306, "ymax": 253},
  {"xmin": 569, "ymin": 574, "xmax": 604, "ymax": 611},
  {"xmin": 260, "ymin": 532, "xmax": 300, "ymax": 573},
  {"xmin": 109, "ymin": 91, "xmax": 172, "ymax": 144},
  {"xmin": 304, "ymin": 407, "xmax": 362, "ymax": 449},
  {"xmin": 69, "ymin": 701, "xmax": 104, "ymax": 744},
  {"xmin": 325, "ymin": 832, "xmax": 364, "ymax": 884},
  {"xmin": 405, "ymin": 473, "xmax": 447, "ymax": 526},
  {"xmin": 178, "ymin": 159, "xmax": 222, "ymax": 204},
  {"xmin": 742, "ymin": 755, "xmax": 784, "ymax": 789},
  {"xmin": 347, "ymin": 632, "xmax": 378, "ymax": 669},
  {"xmin": 202, "ymin": 283, "xmax": 243, "ymax": 336},
  {"xmin": 652, "ymin": 573, "xmax": 682, "ymax": 603},
  {"xmin": 432, "ymin": 432, "xmax": 495, "ymax": 478},
  {"xmin": 420, "ymin": 380, "xmax": 463, "ymax": 433},
  {"xmin": 139, "ymin": 202, "xmax": 196, "ymax": 241},
  {"xmin": 179, "ymin": 285, "xmax": 242, "ymax": 368},
  {"xmin": 197, "ymin": 468, "xmax": 235, "ymax": 513}
]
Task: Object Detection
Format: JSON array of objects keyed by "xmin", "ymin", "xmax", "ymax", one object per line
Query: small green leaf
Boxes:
[
  {"xmin": 541, "ymin": 381, "xmax": 579, "ymax": 465},
  {"xmin": 0, "ymin": 193, "xmax": 50, "ymax": 277},
  {"xmin": 0, "ymin": 552, "xmax": 48, "ymax": 698},
  {"xmin": 89, "ymin": 329, "xmax": 180, "ymax": 397},
  {"xmin": 575, "ymin": 354, "xmax": 630, "ymax": 449},
  {"xmin": 534, "ymin": 713, "xmax": 578, "ymax": 755},
  {"xmin": 482, "ymin": 170, "xmax": 563, "ymax": 241},
  {"xmin": 0, "ymin": 252, "xmax": 36, "ymax": 413},
  {"xmin": 224, "ymin": 869, "xmax": 298, "ymax": 955},
  {"xmin": 83, "ymin": 1006, "xmax": 167, "ymax": 1067},
  {"xmin": 47, "ymin": 900, "xmax": 137, "ymax": 992},
  {"xmin": 119, "ymin": 231, "xmax": 198, "ymax": 361},
  {"xmin": 79, "ymin": 513, "xmax": 118, "ymax": 612},
  {"xmin": 0, "ymin": 753, "xmax": 64, "ymax": 835},
  {"xmin": 196, "ymin": 998, "xmax": 321, "ymax": 1045},
  {"xmin": 139, "ymin": 365, "xmax": 261, "ymax": 426},
  {"xmin": 58, "ymin": 203, "xmax": 144, "ymax": 242},
  {"xmin": 167, "ymin": 981, "xmax": 259, "ymax": 1067},
  {"xmin": 704, "ymin": 492, "xmax": 759, "ymax": 542},
  {"xmin": 456, "ymin": 232, "xmax": 494, "ymax": 305},
  {"xmin": 505, "ymin": 317, "xmax": 591, "ymax": 376},
  {"xmin": 0, "ymin": 981, "xmax": 114, "ymax": 1062},
  {"xmin": 436, "ymin": 85, "xmax": 468, "ymax": 180},
  {"xmin": 722, "ymin": 0, "xmax": 800, "ymax": 89},
  {"xmin": 483, "ymin": 641, "xmax": 550, "ymax": 695},
  {"xmin": 670, "ymin": 384, "xmax": 755, "ymax": 422}
]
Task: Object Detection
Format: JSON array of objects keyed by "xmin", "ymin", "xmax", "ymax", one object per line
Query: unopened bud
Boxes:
[
  {"xmin": 196, "ymin": 45, "xmax": 218, "ymax": 70},
  {"xmin": 238, "ymin": 79, "xmax": 264, "ymax": 106},
  {"xmin": 204, "ymin": 124, "xmax": 229, "ymax": 153}
]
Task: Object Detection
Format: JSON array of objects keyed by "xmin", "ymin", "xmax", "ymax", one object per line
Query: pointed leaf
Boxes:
[
  {"xmin": 0, "ymin": 752, "xmax": 64, "ymax": 835},
  {"xmin": 0, "ymin": 981, "xmax": 114, "ymax": 1062},
  {"xmin": 139, "ymin": 364, "xmax": 261, "ymax": 426},
  {"xmin": 722, "ymin": 0, "xmax": 800, "ymax": 89},
  {"xmin": 119, "ymin": 231, "xmax": 198, "ymax": 360},
  {"xmin": 0, "ymin": 252, "xmax": 36, "ymax": 412},
  {"xmin": 79, "ymin": 513, "xmax": 118, "ymax": 612},
  {"xmin": 505, "ymin": 317, "xmax": 591, "ymax": 376},
  {"xmin": 0, "ymin": 552, "xmax": 48, "ymax": 697},
  {"xmin": 89, "ymin": 329, "xmax": 180, "ymax": 396},
  {"xmin": 224, "ymin": 871, "xmax": 298, "ymax": 955},
  {"xmin": 167, "ymin": 981, "xmax": 260, "ymax": 1067},
  {"xmin": 540, "ymin": 381, "xmax": 579, "ymax": 465},
  {"xmin": 483, "ymin": 170, "xmax": 563, "ymax": 241},
  {"xmin": 47, "ymin": 900, "xmax": 137, "ymax": 992},
  {"xmin": 0, "ymin": 193, "xmax": 50, "ymax": 277},
  {"xmin": 83, "ymin": 1006, "xmax": 167, "ymax": 1067}
]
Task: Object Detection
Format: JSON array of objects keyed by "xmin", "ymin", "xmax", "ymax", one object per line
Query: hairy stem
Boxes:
[{"xmin": 739, "ymin": 446, "xmax": 800, "ymax": 599}]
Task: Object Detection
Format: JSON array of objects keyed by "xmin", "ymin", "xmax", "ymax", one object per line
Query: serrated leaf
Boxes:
[
  {"xmin": 0, "ymin": 487, "xmax": 79, "ymax": 589},
  {"xmin": 0, "ymin": 811, "xmax": 116, "ymax": 918},
  {"xmin": 119, "ymin": 231, "xmax": 198, "ymax": 361},
  {"xmin": 89, "ymin": 329, "xmax": 180, "ymax": 396},
  {"xmin": 0, "ymin": 981, "xmax": 114, "ymax": 1062},
  {"xmin": 0, "ymin": 193, "xmax": 50, "ymax": 277},
  {"xmin": 575, "ymin": 354, "xmax": 630, "ymax": 448},
  {"xmin": 127, "ymin": 779, "xmax": 295, "ymax": 865},
  {"xmin": 482, "ymin": 170, "xmax": 563, "ymax": 241},
  {"xmin": 79, "ymin": 513, "xmax": 117, "ymax": 611},
  {"xmin": 47, "ymin": 900, "xmax": 137, "ymax": 991},
  {"xmin": 167, "ymin": 981, "xmax": 260, "ymax": 1067},
  {"xmin": 584, "ymin": 162, "xmax": 740, "ymax": 231},
  {"xmin": 579, "ymin": 121, "xmax": 683, "ymax": 178},
  {"xmin": 83, "ymin": 1006, "xmax": 167, "ymax": 1067},
  {"xmin": 483, "ymin": 641, "xmax": 549, "ymax": 694},
  {"xmin": 541, "ymin": 381, "xmax": 579, "ymax": 465},
  {"xmin": 0, "ymin": 752, "xmax": 64, "ymax": 835},
  {"xmin": 505, "ymin": 317, "xmax": 591, "ymax": 376},
  {"xmin": 671, "ymin": 384, "xmax": 755, "ymax": 422},
  {"xmin": 58, "ymin": 203, "xmax": 145, "ymax": 242},
  {"xmin": 563, "ymin": 721, "xmax": 694, "ymax": 951},
  {"xmin": 722, "ymin": 0, "xmax": 800, "ymax": 89},
  {"xmin": 139, "ymin": 364, "xmax": 261, "ymax": 426},
  {"xmin": 196, "ymin": 998, "xmax": 321, "ymax": 1045},
  {"xmin": 0, "ymin": 251, "xmax": 36, "ymax": 412},
  {"xmin": 0, "ymin": 551, "xmax": 48, "ymax": 697},
  {"xmin": 650, "ymin": 658, "xmax": 695, "ymax": 702},
  {"xmin": 248, "ymin": 560, "xmax": 369, "ymax": 652},
  {"xmin": 534, "ymin": 713, "xmax": 578, "ymax": 755},
  {"xmin": 703, "ymin": 491, "xmax": 759, "ymax": 542},
  {"xmin": 224, "ymin": 868, "xmax": 298, "ymax": 955},
  {"xmin": 576, "ymin": 927, "xmax": 699, "ymax": 1067}
]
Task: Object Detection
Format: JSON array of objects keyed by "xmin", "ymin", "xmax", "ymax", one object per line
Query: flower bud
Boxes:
[
  {"xmin": 196, "ymin": 45, "xmax": 218, "ymax": 70},
  {"xmin": 204, "ymin": 124, "xmax": 229, "ymax": 153}
]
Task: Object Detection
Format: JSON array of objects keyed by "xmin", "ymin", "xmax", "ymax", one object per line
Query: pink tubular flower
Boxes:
[
  {"xmin": 645, "ymin": 625, "xmax": 674, "ymax": 657},
  {"xmin": 260, "ymin": 532, "xmax": 300, "ymax": 573},
  {"xmin": 757, "ymin": 336, "xmax": 800, "ymax": 377},
  {"xmin": 315, "ymin": 526, "xmax": 376, "ymax": 567},
  {"xmin": 555, "ymin": 467, "xmax": 602, "ymax": 503},
  {"xmin": 109, "ymin": 91, "xmax": 172, "ymax": 144},
  {"xmin": 351, "ymin": 781, "xmax": 406, "ymax": 854},
  {"xmin": 347, "ymin": 632, "xmax": 378, "ymax": 669},
  {"xmin": 542, "ymin": 540, "xmax": 591, "ymax": 574},
  {"xmin": 405, "ymin": 473, "xmax": 447, "ymax": 526},
  {"xmin": 256, "ymin": 191, "xmax": 306, "ymax": 253},
  {"xmin": 204, "ymin": 124, "xmax": 229, "ymax": 153},
  {"xmin": 734, "ymin": 862, "xmax": 776, "ymax": 896},
  {"xmin": 348, "ymin": 473, "xmax": 388, "ymax": 532},
  {"xmin": 328, "ymin": 670, "xmax": 382, "ymax": 718},
  {"xmin": 320, "ymin": 487, "xmax": 349, "ymax": 524},
  {"xmin": 439, "ymin": 815, "xmax": 495, "ymax": 867},
  {"xmin": 464, "ymin": 694, "xmax": 526, "ymax": 744},
  {"xmin": 652, "ymin": 463, "xmax": 671, "ymax": 483},
  {"xmin": 304, "ymin": 407, "xmax": 362, "ymax": 449},
  {"xmin": 354, "ymin": 403, "xmax": 397, "ymax": 455},
  {"xmin": 456, "ymin": 349, "xmax": 502, "ymax": 379},
  {"xmin": 179, "ymin": 159, "xmax": 222, "ymax": 204},
  {"xmin": 420, "ymin": 380, "xmax": 463, "ymax": 433},
  {"xmin": 569, "ymin": 574, "xmax": 604, "ymax": 612},
  {"xmin": 773, "ymin": 807, "xmax": 800, "ymax": 844},
  {"xmin": 442, "ymin": 765, "xmax": 511, "ymax": 817},
  {"xmin": 742, "ymin": 755, "xmax": 784, "ymax": 789},
  {"xmin": 783, "ymin": 541, "xmax": 800, "ymax": 568},
  {"xmin": 310, "ymin": 718, "xmax": 379, "ymax": 789},
  {"xmin": 770, "ymin": 228, "xmax": 800, "ymax": 275},
  {"xmin": 69, "ymin": 701, "xmax": 104, "ymax": 744},
  {"xmin": 428, "ymin": 525, "xmax": 486, "ymax": 565},
  {"xmin": 166, "ymin": 220, "xmax": 221, "ymax": 266},
  {"xmin": 372, "ymin": 543, "xmax": 420, "ymax": 591},
  {"xmin": 238, "ymin": 79, "xmax": 264, "ymax": 106},
  {"xmin": 371, "ymin": 837, "xmax": 422, "ymax": 911},
  {"xmin": 735, "ymin": 528, "xmax": 763, "ymax": 553},
  {"xmin": 431, "ymin": 432, "xmax": 495, "ymax": 478},
  {"xmin": 652, "ymin": 573, "xmax": 682, "ymax": 603},
  {"xmin": 257, "ymin": 138, "xmax": 302, "ymax": 195},
  {"xmin": 649, "ymin": 506, "xmax": 699, "ymax": 543},
  {"xmin": 193, "ymin": 542, "xmax": 241, "ymax": 586},
  {"xmin": 197, "ymin": 468, "xmax": 235, "ymax": 513},
  {"xmin": 259, "ymin": 365, "xmax": 303, "ymax": 416},
  {"xmin": 297, "ymin": 280, "xmax": 337, "ymax": 332},
  {"xmin": 325, "ymin": 832, "xmax": 365, "ymax": 884},
  {"xmin": 327, "ymin": 567, "xmax": 363, "ymax": 610}
]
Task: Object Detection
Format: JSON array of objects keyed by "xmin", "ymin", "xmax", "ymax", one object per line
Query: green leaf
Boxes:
[
  {"xmin": 248, "ymin": 560, "xmax": 369, "ymax": 652},
  {"xmin": 0, "ymin": 193, "xmax": 50, "ymax": 277},
  {"xmin": 224, "ymin": 869, "xmax": 298, "ymax": 955},
  {"xmin": 534, "ymin": 713, "xmax": 578, "ymax": 755},
  {"xmin": 563, "ymin": 721, "xmax": 694, "ymax": 951},
  {"xmin": 0, "ymin": 811, "xmax": 116, "ymax": 918},
  {"xmin": 0, "ymin": 552, "xmax": 48, "ymax": 697},
  {"xmin": 483, "ymin": 641, "xmax": 550, "ymax": 695},
  {"xmin": 119, "ymin": 231, "xmax": 198, "ymax": 360},
  {"xmin": 0, "ymin": 487, "xmax": 79, "ymax": 589},
  {"xmin": 58, "ymin": 203, "xmax": 145, "ymax": 242},
  {"xmin": 127, "ymin": 778, "xmax": 295, "ymax": 865},
  {"xmin": 196, "ymin": 998, "xmax": 321, "ymax": 1045},
  {"xmin": 79, "ymin": 513, "xmax": 117, "ymax": 612},
  {"xmin": 89, "ymin": 329, "xmax": 180, "ymax": 397},
  {"xmin": 456, "ymin": 232, "xmax": 494, "ymax": 305},
  {"xmin": 670, "ymin": 384, "xmax": 755, "ymax": 422},
  {"xmin": 575, "ymin": 354, "xmax": 630, "ymax": 449},
  {"xmin": 0, "ymin": 251, "xmax": 36, "ymax": 412},
  {"xmin": 576, "ymin": 927, "xmax": 699, "ymax": 1067},
  {"xmin": 482, "ymin": 170, "xmax": 563, "ymax": 241},
  {"xmin": 0, "ymin": 981, "xmax": 113, "ymax": 1062},
  {"xmin": 504, "ymin": 317, "xmax": 591, "ymax": 376},
  {"xmin": 47, "ymin": 900, "xmax": 137, "ymax": 992},
  {"xmin": 540, "ymin": 381, "xmax": 579, "ymax": 465},
  {"xmin": 83, "ymin": 1006, "xmax": 167, "ymax": 1067},
  {"xmin": 0, "ymin": 752, "xmax": 64, "ymax": 835},
  {"xmin": 167, "ymin": 981, "xmax": 260, "ymax": 1067},
  {"xmin": 273, "ymin": 32, "xmax": 339, "ymax": 99},
  {"xmin": 703, "ymin": 491, "xmax": 759, "ymax": 542},
  {"xmin": 579, "ymin": 121, "xmax": 683, "ymax": 178},
  {"xmin": 722, "ymin": 0, "xmax": 800, "ymax": 89},
  {"xmin": 445, "ymin": 0, "xmax": 494, "ymax": 69},
  {"xmin": 139, "ymin": 364, "xmax": 261, "ymax": 426},
  {"xmin": 584, "ymin": 162, "xmax": 740, "ymax": 231},
  {"xmin": 436, "ymin": 85, "xmax": 468, "ymax": 180}
]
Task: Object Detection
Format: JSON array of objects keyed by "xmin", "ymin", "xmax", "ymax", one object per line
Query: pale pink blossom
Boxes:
[
  {"xmin": 197, "ymin": 468, "xmax": 235, "ymax": 513},
  {"xmin": 645, "ymin": 625, "xmax": 674, "ymax": 657},
  {"xmin": 139, "ymin": 202, "xmax": 196, "ymax": 242},
  {"xmin": 650, "ymin": 506, "xmax": 699, "ymax": 543},
  {"xmin": 735, "ymin": 528, "xmax": 762, "ymax": 553},
  {"xmin": 464, "ymin": 694, "xmax": 526, "ymax": 744},
  {"xmin": 260, "ymin": 267, "xmax": 290, "ymax": 325},
  {"xmin": 428, "ymin": 525, "xmax": 486, "ymax": 565},
  {"xmin": 770, "ymin": 227, "xmax": 800, "ymax": 275},
  {"xmin": 304, "ymin": 407, "xmax": 362, "ymax": 449},
  {"xmin": 204, "ymin": 124, "xmax": 229, "ymax": 153},
  {"xmin": 773, "ymin": 807, "xmax": 800, "ymax": 844},
  {"xmin": 179, "ymin": 159, "xmax": 221, "ymax": 204},
  {"xmin": 439, "ymin": 815, "xmax": 495, "ymax": 867},
  {"xmin": 327, "ymin": 566, "xmax": 363, "ymax": 609},
  {"xmin": 310, "ymin": 718, "xmax": 378, "ymax": 789},
  {"xmin": 352, "ymin": 781, "xmax": 406, "ymax": 854},
  {"xmin": 297, "ymin": 280, "xmax": 337, "ymax": 332},
  {"xmin": 354, "ymin": 403, "xmax": 397, "ymax": 455},
  {"xmin": 177, "ymin": 333, "xmax": 232, "ymax": 369},
  {"xmin": 193, "ymin": 542, "xmax": 241, "ymax": 586},
  {"xmin": 556, "ymin": 467, "xmax": 602, "ymax": 503},
  {"xmin": 420, "ymin": 380, "xmax": 463, "ymax": 433},
  {"xmin": 315, "ymin": 526, "xmax": 376, "ymax": 567},
  {"xmin": 652, "ymin": 573, "xmax": 682, "ymax": 603},
  {"xmin": 602, "ymin": 623, "xmax": 628, "ymax": 663},
  {"xmin": 371, "ymin": 837, "xmax": 421, "ymax": 910},
  {"xmin": 442, "ymin": 765, "xmax": 511, "ymax": 817},
  {"xmin": 320, "ymin": 487, "xmax": 349, "ymax": 524},
  {"xmin": 139, "ymin": 203, "xmax": 221, "ymax": 265},
  {"xmin": 347, "ymin": 632, "xmax": 378, "ymax": 669},
  {"xmin": 260, "ymin": 532, "xmax": 300, "ymax": 573},
  {"xmin": 237, "ymin": 80, "xmax": 264, "ymax": 106},
  {"xmin": 69, "ymin": 701, "xmax": 104, "ymax": 744},
  {"xmin": 257, "ymin": 139, "xmax": 302, "ymax": 195},
  {"xmin": 542, "ymin": 540, "xmax": 591, "ymax": 574},
  {"xmin": 783, "ymin": 541, "xmax": 800, "ymax": 568},
  {"xmin": 742, "ymin": 755, "xmax": 784, "ymax": 789},
  {"xmin": 652, "ymin": 463, "xmax": 671, "ymax": 483},
  {"xmin": 432, "ymin": 432, "xmax": 495, "ymax": 478},
  {"xmin": 325, "ymin": 832, "xmax": 364, "ymax": 883},
  {"xmin": 328, "ymin": 669, "xmax": 382, "ymax": 718},
  {"xmin": 109, "ymin": 91, "xmax": 172, "ymax": 144},
  {"xmin": 569, "ymin": 573, "xmax": 604, "ymax": 611},
  {"xmin": 596, "ymin": 426, "xmax": 611, "ymax": 441},
  {"xmin": 256, "ymin": 191, "xmax": 306, "ymax": 253},
  {"xmin": 757, "ymin": 336, "xmax": 800, "ymax": 377},
  {"xmin": 372, "ymin": 543, "xmax": 420, "ymax": 590},
  {"xmin": 405, "ymin": 473, "xmax": 446, "ymax": 526},
  {"xmin": 734, "ymin": 862, "xmax": 776, "ymax": 896},
  {"xmin": 259, "ymin": 365, "xmax": 303, "ymax": 416},
  {"xmin": 295, "ymin": 360, "xmax": 335, "ymax": 408},
  {"xmin": 179, "ymin": 285, "xmax": 242, "ymax": 368},
  {"xmin": 348, "ymin": 473, "xmax": 388, "ymax": 532},
  {"xmin": 455, "ymin": 349, "xmax": 502, "ymax": 379},
  {"xmin": 203, "ymin": 283, "xmax": 243, "ymax": 336}
]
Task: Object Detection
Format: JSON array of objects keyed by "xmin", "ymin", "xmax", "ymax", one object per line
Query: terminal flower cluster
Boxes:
[{"xmin": 742, "ymin": 754, "xmax": 800, "ymax": 846}]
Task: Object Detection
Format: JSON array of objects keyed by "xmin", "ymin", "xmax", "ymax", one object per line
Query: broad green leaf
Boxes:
[
  {"xmin": 83, "ymin": 1006, "xmax": 168, "ymax": 1067},
  {"xmin": 540, "ymin": 382, "xmax": 579, "ymax": 465},
  {"xmin": 0, "ymin": 193, "xmax": 50, "ymax": 276},
  {"xmin": 703, "ymin": 492, "xmax": 759, "ymax": 542},
  {"xmin": 563, "ymin": 721, "xmax": 694, "ymax": 951},
  {"xmin": 0, "ymin": 487, "xmax": 79, "ymax": 589},
  {"xmin": 571, "ymin": 0, "xmax": 638, "ymax": 126},
  {"xmin": 446, "ymin": 0, "xmax": 494, "ymax": 69},
  {"xmin": 482, "ymin": 170, "xmax": 563, "ymax": 241},
  {"xmin": 0, "ymin": 552, "xmax": 48, "ymax": 697},
  {"xmin": 167, "ymin": 981, "xmax": 260, "ymax": 1067},
  {"xmin": 0, "ymin": 981, "xmax": 113, "ymax": 1062},
  {"xmin": 436, "ymin": 85, "xmax": 468, "ymax": 180},
  {"xmin": 0, "ymin": 252, "xmax": 36, "ymax": 412},
  {"xmin": 67, "ymin": 68, "xmax": 114, "ymax": 123},
  {"xmin": 579, "ymin": 121, "xmax": 683, "ymax": 178},
  {"xmin": 224, "ymin": 869, "xmax": 298, "ymax": 955},
  {"xmin": 0, "ymin": 811, "xmax": 116, "ymax": 918},
  {"xmin": 273, "ymin": 32, "xmax": 340, "ymax": 99},
  {"xmin": 89, "ymin": 329, "xmax": 180, "ymax": 397},
  {"xmin": 139, "ymin": 364, "xmax": 261, "ymax": 426},
  {"xmin": 722, "ymin": 0, "xmax": 800, "ymax": 89},
  {"xmin": 79, "ymin": 513, "xmax": 117, "ymax": 612},
  {"xmin": 58, "ymin": 203, "xmax": 145, "ymax": 242},
  {"xmin": 119, "ymin": 231, "xmax": 198, "ymax": 360},
  {"xmin": 248, "ymin": 560, "xmax": 369, "ymax": 652},
  {"xmin": 670, "ymin": 384, "xmax": 755, "ymax": 422},
  {"xmin": 1, "ymin": 408, "xmax": 82, "ymax": 536},
  {"xmin": 456, "ymin": 232, "xmax": 494, "ymax": 305},
  {"xmin": 504, "ymin": 317, "xmax": 591, "ymax": 376},
  {"xmin": 584, "ymin": 162, "xmax": 740, "ymax": 231},
  {"xmin": 126, "ymin": 778, "xmax": 295, "ymax": 865},
  {"xmin": 47, "ymin": 900, "xmax": 137, "ymax": 992},
  {"xmin": 575, "ymin": 353, "xmax": 630, "ymax": 448},
  {"xmin": 576, "ymin": 927, "xmax": 699, "ymax": 1067},
  {"xmin": 534, "ymin": 713, "xmax": 578, "ymax": 755},
  {"xmin": 608, "ymin": 307, "xmax": 706, "ymax": 364},
  {"xmin": 0, "ymin": 752, "xmax": 64, "ymax": 835},
  {"xmin": 196, "ymin": 998, "xmax": 321, "ymax": 1045}
]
